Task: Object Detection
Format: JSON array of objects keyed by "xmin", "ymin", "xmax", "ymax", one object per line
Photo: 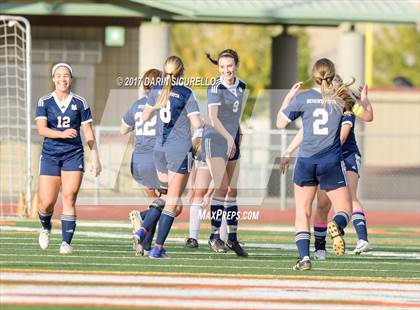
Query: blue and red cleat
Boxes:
[{"xmin": 149, "ymin": 246, "xmax": 170, "ymax": 259}]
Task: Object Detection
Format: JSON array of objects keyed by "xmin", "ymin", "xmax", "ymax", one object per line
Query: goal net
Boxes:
[{"xmin": 0, "ymin": 16, "xmax": 32, "ymax": 217}]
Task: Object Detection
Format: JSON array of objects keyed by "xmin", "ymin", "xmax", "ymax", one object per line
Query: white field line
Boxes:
[
  {"xmin": 1, "ymin": 272, "xmax": 419, "ymax": 309},
  {"xmin": 1, "ymin": 226, "xmax": 420, "ymax": 259},
  {"xmin": 1, "ymin": 259, "xmax": 419, "ymax": 274},
  {"xmin": 0, "ymin": 252, "xmax": 419, "ymax": 267}
]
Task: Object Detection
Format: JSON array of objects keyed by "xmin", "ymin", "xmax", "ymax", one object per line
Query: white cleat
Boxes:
[
  {"xmin": 353, "ymin": 239, "xmax": 371, "ymax": 254},
  {"xmin": 38, "ymin": 229, "xmax": 50, "ymax": 250},
  {"xmin": 129, "ymin": 210, "xmax": 143, "ymax": 234},
  {"xmin": 59, "ymin": 241, "xmax": 73, "ymax": 254},
  {"xmin": 314, "ymin": 249, "xmax": 326, "ymax": 260}
]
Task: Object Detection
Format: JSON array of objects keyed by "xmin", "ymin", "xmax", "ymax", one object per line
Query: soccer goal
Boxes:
[{"xmin": 0, "ymin": 16, "xmax": 32, "ymax": 217}]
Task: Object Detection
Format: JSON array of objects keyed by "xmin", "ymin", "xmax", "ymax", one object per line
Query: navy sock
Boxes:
[
  {"xmin": 61, "ymin": 215, "xmax": 76, "ymax": 244},
  {"xmin": 140, "ymin": 210, "xmax": 148, "ymax": 221},
  {"xmin": 155, "ymin": 210, "xmax": 176, "ymax": 246},
  {"xmin": 313, "ymin": 222, "xmax": 327, "ymax": 249},
  {"xmin": 332, "ymin": 211, "xmax": 350, "ymax": 231},
  {"xmin": 39, "ymin": 210, "xmax": 52, "ymax": 231},
  {"xmin": 209, "ymin": 197, "xmax": 224, "ymax": 240},
  {"xmin": 225, "ymin": 200, "xmax": 238, "ymax": 242},
  {"xmin": 143, "ymin": 224, "xmax": 156, "ymax": 251},
  {"xmin": 142, "ymin": 206, "xmax": 162, "ymax": 232},
  {"xmin": 295, "ymin": 231, "xmax": 311, "ymax": 259},
  {"xmin": 352, "ymin": 212, "xmax": 368, "ymax": 241}
]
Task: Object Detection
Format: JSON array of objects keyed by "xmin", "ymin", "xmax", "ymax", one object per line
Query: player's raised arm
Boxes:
[
  {"xmin": 353, "ymin": 84, "xmax": 373, "ymax": 122},
  {"xmin": 276, "ymin": 81, "xmax": 303, "ymax": 129}
]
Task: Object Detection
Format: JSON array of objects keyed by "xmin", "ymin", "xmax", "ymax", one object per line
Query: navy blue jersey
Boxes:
[
  {"xmin": 146, "ymin": 84, "xmax": 200, "ymax": 148},
  {"xmin": 281, "ymin": 88, "xmax": 343, "ymax": 163},
  {"xmin": 122, "ymin": 96, "xmax": 157, "ymax": 154},
  {"xmin": 35, "ymin": 92, "xmax": 92, "ymax": 158},
  {"xmin": 341, "ymin": 112, "xmax": 360, "ymax": 156},
  {"xmin": 203, "ymin": 76, "xmax": 246, "ymax": 138}
]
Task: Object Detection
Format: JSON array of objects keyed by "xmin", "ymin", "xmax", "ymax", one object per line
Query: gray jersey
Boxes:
[{"xmin": 281, "ymin": 88, "xmax": 342, "ymax": 161}]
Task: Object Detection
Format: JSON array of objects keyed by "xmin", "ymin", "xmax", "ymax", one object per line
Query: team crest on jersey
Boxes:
[{"xmin": 71, "ymin": 104, "xmax": 77, "ymax": 111}]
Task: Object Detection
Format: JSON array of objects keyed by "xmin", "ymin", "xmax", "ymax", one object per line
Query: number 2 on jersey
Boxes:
[
  {"xmin": 312, "ymin": 108, "xmax": 328, "ymax": 135},
  {"xmin": 134, "ymin": 112, "xmax": 156, "ymax": 136}
]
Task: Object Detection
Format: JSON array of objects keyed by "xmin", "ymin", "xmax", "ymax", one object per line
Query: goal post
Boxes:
[{"xmin": 0, "ymin": 15, "xmax": 32, "ymax": 217}]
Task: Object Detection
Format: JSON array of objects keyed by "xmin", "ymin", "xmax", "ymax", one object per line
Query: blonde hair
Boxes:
[
  {"xmin": 192, "ymin": 136, "xmax": 201, "ymax": 159},
  {"xmin": 155, "ymin": 56, "xmax": 184, "ymax": 109}
]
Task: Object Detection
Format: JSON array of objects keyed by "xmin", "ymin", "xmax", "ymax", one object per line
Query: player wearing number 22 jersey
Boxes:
[
  {"xmin": 35, "ymin": 91, "xmax": 92, "ymax": 175},
  {"xmin": 122, "ymin": 97, "xmax": 160, "ymax": 189}
]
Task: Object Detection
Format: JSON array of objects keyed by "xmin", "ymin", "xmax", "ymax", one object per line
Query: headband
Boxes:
[{"xmin": 52, "ymin": 63, "xmax": 73, "ymax": 77}]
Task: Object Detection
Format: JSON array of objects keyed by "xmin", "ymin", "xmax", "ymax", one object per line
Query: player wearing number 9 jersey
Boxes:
[
  {"xmin": 35, "ymin": 63, "xmax": 101, "ymax": 255},
  {"xmin": 277, "ymin": 58, "xmax": 352, "ymax": 271}
]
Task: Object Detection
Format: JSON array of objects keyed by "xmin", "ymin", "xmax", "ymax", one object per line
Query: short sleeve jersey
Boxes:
[
  {"xmin": 122, "ymin": 96, "xmax": 157, "ymax": 154},
  {"xmin": 35, "ymin": 92, "xmax": 92, "ymax": 158},
  {"xmin": 341, "ymin": 112, "xmax": 360, "ymax": 156},
  {"xmin": 204, "ymin": 76, "xmax": 246, "ymax": 138},
  {"xmin": 146, "ymin": 84, "xmax": 200, "ymax": 147},
  {"xmin": 281, "ymin": 88, "xmax": 343, "ymax": 162}
]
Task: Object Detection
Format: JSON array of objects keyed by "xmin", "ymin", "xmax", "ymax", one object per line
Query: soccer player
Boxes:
[
  {"xmin": 133, "ymin": 55, "xmax": 203, "ymax": 258},
  {"xmin": 35, "ymin": 63, "xmax": 101, "ymax": 254},
  {"xmin": 276, "ymin": 58, "xmax": 353, "ymax": 270},
  {"xmin": 281, "ymin": 78, "xmax": 374, "ymax": 260},
  {"xmin": 202, "ymin": 49, "xmax": 248, "ymax": 257},
  {"xmin": 185, "ymin": 128, "xmax": 228, "ymax": 248},
  {"xmin": 120, "ymin": 68, "xmax": 163, "ymax": 255}
]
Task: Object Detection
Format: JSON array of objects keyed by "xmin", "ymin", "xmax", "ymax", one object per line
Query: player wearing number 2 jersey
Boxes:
[
  {"xmin": 35, "ymin": 63, "xmax": 101, "ymax": 255},
  {"xmin": 277, "ymin": 58, "xmax": 352, "ymax": 271}
]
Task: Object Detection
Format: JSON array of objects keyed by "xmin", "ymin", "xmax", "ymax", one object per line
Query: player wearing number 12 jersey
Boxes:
[{"xmin": 35, "ymin": 63, "xmax": 101, "ymax": 255}]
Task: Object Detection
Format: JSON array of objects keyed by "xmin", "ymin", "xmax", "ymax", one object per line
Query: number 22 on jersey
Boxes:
[{"xmin": 134, "ymin": 112, "xmax": 157, "ymax": 136}]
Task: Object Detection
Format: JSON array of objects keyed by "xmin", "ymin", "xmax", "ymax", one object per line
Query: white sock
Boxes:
[
  {"xmin": 220, "ymin": 208, "xmax": 228, "ymax": 241},
  {"xmin": 189, "ymin": 203, "xmax": 202, "ymax": 239}
]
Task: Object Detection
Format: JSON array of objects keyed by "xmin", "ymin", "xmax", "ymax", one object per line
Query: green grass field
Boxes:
[{"xmin": 1, "ymin": 219, "xmax": 419, "ymax": 309}]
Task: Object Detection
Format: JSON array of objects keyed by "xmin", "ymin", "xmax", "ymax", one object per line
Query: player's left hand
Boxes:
[
  {"xmin": 90, "ymin": 156, "xmax": 102, "ymax": 177},
  {"xmin": 280, "ymin": 152, "xmax": 291, "ymax": 174}
]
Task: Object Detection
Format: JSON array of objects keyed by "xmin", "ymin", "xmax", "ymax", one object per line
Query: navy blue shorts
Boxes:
[
  {"xmin": 131, "ymin": 152, "xmax": 160, "ymax": 189},
  {"xmin": 343, "ymin": 152, "xmax": 361, "ymax": 176},
  {"xmin": 201, "ymin": 133, "xmax": 240, "ymax": 161},
  {"xmin": 153, "ymin": 149, "xmax": 193, "ymax": 175},
  {"xmin": 39, "ymin": 151, "xmax": 84, "ymax": 176},
  {"xmin": 293, "ymin": 158, "xmax": 347, "ymax": 190}
]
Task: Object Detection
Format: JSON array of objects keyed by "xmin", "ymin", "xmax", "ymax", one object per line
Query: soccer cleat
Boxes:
[
  {"xmin": 353, "ymin": 239, "xmax": 372, "ymax": 254},
  {"xmin": 327, "ymin": 221, "xmax": 346, "ymax": 256},
  {"xmin": 129, "ymin": 210, "xmax": 143, "ymax": 234},
  {"xmin": 185, "ymin": 238, "xmax": 199, "ymax": 248},
  {"xmin": 208, "ymin": 238, "xmax": 228, "ymax": 253},
  {"xmin": 132, "ymin": 231, "xmax": 145, "ymax": 256},
  {"xmin": 314, "ymin": 249, "xmax": 326, "ymax": 260},
  {"xmin": 226, "ymin": 240, "xmax": 248, "ymax": 257},
  {"xmin": 38, "ymin": 229, "xmax": 50, "ymax": 250},
  {"xmin": 293, "ymin": 257, "xmax": 312, "ymax": 271},
  {"xmin": 149, "ymin": 246, "xmax": 170, "ymax": 259},
  {"xmin": 59, "ymin": 241, "xmax": 73, "ymax": 254}
]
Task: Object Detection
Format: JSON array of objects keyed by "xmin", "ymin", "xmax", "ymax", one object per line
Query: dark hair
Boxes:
[
  {"xmin": 206, "ymin": 49, "xmax": 239, "ymax": 65},
  {"xmin": 141, "ymin": 68, "xmax": 162, "ymax": 91}
]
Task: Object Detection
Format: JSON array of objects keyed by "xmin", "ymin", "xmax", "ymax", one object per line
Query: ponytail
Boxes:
[{"xmin": 155, "ymin": 56, "xmax": 184, "ymax": 109}]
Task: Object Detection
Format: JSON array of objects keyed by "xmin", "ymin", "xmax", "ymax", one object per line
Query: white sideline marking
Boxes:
[
  {"xmin": 1, "ymin": 226, "xmax": 419, "ymax": 259},
  {"xmin": 1, "ymin": 272, "xmax": 419, "ymax": 309}
]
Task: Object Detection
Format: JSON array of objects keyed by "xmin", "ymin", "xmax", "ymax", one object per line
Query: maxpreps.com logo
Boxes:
[{"xmin": 200, "ymin": 209, "xmax": 260, "ymax": 221}]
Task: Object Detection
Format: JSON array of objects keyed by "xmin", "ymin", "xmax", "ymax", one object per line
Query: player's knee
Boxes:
[
  {"xmin": 61, "ymin": 191, "xmax": 77, "ymax": 205},
  {"xmin": 227, "ymin": 187, "xmax": 237, "ymax": 198},
  {"xmin": 149, "ymin": 198, "xmax": 166, "ymax": 212},
  {"xmin": 193, "ymin": 188, "xmax": 207, "ymax": 199},
  {"xmin": 215, "ymin": 188, "xmax": 228, "ymax": 198}
]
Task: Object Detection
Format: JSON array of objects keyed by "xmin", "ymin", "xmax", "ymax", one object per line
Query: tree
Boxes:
[{"xmin": 373, "ymin": 25, "xmax": 420, "ymax": 87}]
